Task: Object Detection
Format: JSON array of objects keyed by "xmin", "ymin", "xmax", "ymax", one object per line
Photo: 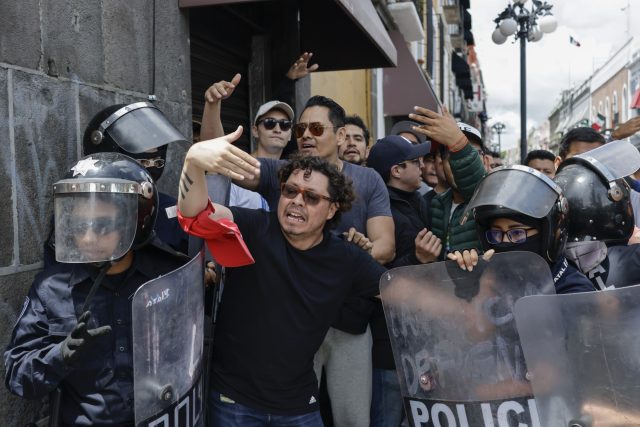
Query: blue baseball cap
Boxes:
[{"xmin": 367, "ymin": 135, "xmax": 431, "ymax": 182}]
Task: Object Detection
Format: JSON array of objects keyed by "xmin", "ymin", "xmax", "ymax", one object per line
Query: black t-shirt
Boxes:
[{"xmin": 211, "ymin": 208, "xmax": 386, "ymax": 415}]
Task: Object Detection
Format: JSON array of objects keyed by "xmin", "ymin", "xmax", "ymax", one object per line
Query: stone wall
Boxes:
[{"xmin": 0, "ymin": 2, "xmax": 191, "ymax": 424}]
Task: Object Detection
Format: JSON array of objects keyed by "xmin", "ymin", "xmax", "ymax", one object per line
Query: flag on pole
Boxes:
[
  {"xmin": 570, "ymin": 36, "xmax": 581, "ymax": 47},
  {"xmin": 592, "ymin": 113, "xmax": 605, "ymax": 131}
]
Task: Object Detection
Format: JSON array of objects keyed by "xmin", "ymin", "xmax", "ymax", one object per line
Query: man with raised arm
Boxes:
[{"xmin": 177, "ymin": 128, "xmax": 386, "ymax": 426}]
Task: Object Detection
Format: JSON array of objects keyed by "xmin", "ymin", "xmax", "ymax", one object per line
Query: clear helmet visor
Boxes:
[
  {"xmin": 464, "ymin": 166, "xmax": 562, "ymax": 221},
  {"xmin": 102, "ymin": 103, "xmax": 188, "ymax": 153},
  {"xmin": 54, "ymin": 191, "xmax": 137, "ymax": 263},
  {"xmin": 569, "ymin": 139, "xmax": 640, "ymax": 181}
]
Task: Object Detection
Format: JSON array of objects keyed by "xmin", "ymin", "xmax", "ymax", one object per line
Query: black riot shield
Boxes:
[
  {"xmin": 132, "ymin": 251, "xmax": 205, "ymax": 427},
  {"xmin": 380, "ymin": 252, "xmax": 556, "ymax": 427},
  {"xmin": 515, "ymin": 284, "xmax": 640, "ymax": 427}
]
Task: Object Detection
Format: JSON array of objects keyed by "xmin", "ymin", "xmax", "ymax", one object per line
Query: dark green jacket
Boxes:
[{"xmin": 429, "ymin": 143, "xmax": 487, "ymax": 259}]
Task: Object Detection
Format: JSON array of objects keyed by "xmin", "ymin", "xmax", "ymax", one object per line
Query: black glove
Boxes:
[{"xmin": 60, "ymin": 311, "xmax": 112, "ymax": 365}]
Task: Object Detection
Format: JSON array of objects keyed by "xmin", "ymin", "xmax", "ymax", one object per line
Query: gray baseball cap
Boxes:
[{"xmin": 254, "ymin": 100, "xmax": 295, "ymax": 125}]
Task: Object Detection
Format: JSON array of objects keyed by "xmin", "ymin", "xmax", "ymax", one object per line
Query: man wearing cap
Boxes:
[
  {"xmin": 409, "ymin": 107, "xmax": 488, "ymax": 260},
  {"xmin": 390, "ymin": 120, "xmax": 432, "ymax": 195},
  {"xmin": 338, "ymin": 115, "xmax": 370, "ymax": 166},
  {"xmin": 366, "ymin": 136, "xmax": 442, "ymax": 426}
]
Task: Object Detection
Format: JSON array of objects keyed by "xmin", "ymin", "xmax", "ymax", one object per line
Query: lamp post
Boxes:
[
  {"xmin": 491, "ymin": 0, "xmax": 557, "ymax": 164},
  {"xmin": 491, "ymin": 122, "xmax": 506, "ymax": 153}
]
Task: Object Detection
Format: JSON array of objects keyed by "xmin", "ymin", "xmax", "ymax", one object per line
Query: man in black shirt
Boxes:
[{"xmin": 177, "ymin": 128, "xmax": 386, "ymax": 426}]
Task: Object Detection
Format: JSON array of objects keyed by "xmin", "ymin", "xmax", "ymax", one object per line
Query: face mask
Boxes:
[
  {"xmin": 127, "ymin": 146, "xmax": 167, "ymax": 182},
  {"xmin": 491, "ymin": 233, "xmax": 543, "ymax": 255}
]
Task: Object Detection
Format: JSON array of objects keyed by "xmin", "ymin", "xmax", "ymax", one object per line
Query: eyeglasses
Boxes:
[
  {"xmin": 485, "ymin": 228, "xmax": 534, "ymax": 245},
  {"xmin": 293, "ymin": 122, "xmax": 337, "ymax": 139},
  {"xmin": 137, "ymin": 157, "xmax": 165, "ymax": 168},
  {"xmin": 258, "ymin": 118, "xmax": 292, "ymax": 131},
  {"xmin": 280, "ymin": 183, "xmax": 333, "ymax": 206},
  {"xmin": 398, "ymin": 158, "xmax": 421, "ymax": 167},
  {"xmin": 70, "ymin": 217, "xmax": 119, "ymax": 236}
]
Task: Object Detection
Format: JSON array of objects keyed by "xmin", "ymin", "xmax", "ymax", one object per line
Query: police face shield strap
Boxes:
[
  {"xmin": 53, "ymin": 180, "xmax": 142, "ymax": 263},
  {"xmin": 463, "ymin": 166, "xmax": 562, "ymax": 223},
  {"xmin": 91, "ymin": 102, "xmax": 188, "ymax": 154}
]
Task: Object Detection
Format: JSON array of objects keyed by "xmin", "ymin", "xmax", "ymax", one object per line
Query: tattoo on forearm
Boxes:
[{"xmin": 179, "ymin": 170, "xmax": 194, "ymax": 199}]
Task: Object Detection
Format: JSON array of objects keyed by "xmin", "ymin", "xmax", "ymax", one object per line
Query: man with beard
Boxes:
[{"xmin": 338, "ymin": 115, "xmax": 370, "ymax": 166}]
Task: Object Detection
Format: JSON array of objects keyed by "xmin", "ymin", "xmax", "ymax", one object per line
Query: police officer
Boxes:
[
  {"xmin": 463, "ymin": 165, "xmax": 595, "ymax": 294},
  {"xmin": 555, "ymin": 140, "xmax": 640, "ymax": 289},
  {"xmin": 5, "ymin": 153, "xmax": 189, "ymax": 426},
  {"xmin": 44, "ymin": 103, "xmax": 189, "ymax": 267}
]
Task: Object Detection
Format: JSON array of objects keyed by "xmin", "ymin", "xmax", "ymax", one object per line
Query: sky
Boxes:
[{"xmin": 471, "ymin": 0, "xmax": 640, "ymax": 151}]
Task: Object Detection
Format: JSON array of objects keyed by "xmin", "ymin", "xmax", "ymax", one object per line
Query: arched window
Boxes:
[{"xmin": 605, "ymin": 97, "xmax": 611, "ymax": 128}]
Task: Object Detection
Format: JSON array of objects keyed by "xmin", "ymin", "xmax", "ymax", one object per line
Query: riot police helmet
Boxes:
[
  {"xmin": 464, "ymin": 165, "xmax": 569, "ymax": 263},
  {"xmin": 53, "ymin": 152, "xmax": 158, "ymax": 263},
  {"xmin": 555, "ymin": 139, "xmax": 640, "ymax": 245},
  {"xmin": 83, "ymin": 102, "xmax": 188, "ymax": 181}
]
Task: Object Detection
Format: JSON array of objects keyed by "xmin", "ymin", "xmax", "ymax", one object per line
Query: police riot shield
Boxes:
[
  {"xmin": 132, "ymin": 251, "xmax": 205, "ymax": 427},
  {"xmin": 380, "ymin": 252, "xmax": 556, "ymax": 427},
  {"xmin": 515, "ymin": 285, "xmax": 640, "ymax": 427}
]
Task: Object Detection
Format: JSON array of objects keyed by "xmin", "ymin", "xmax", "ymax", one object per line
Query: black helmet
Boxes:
[
  {"xmin": 52, "ymin": 152, "xmax": 157, "ymax": 263},
  {"xmin": 555, "ymin": 156, "xmax": 634, "ymax": 245},
  {"xmin": 466, "ymin": 165, "xmax": 569, "ymax": 263},
  {"xmin": 83, "ymin": 102, "xmax": 187, "ymax": 181}
]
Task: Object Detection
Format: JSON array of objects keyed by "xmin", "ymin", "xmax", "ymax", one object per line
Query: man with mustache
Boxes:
[
  {"xmin": 338, "ymin": 115, "xmax": 370, "ymax": 166},
  {"xmin": 177, "ymin": 131, "xmax": 386, "ymax": 426}
]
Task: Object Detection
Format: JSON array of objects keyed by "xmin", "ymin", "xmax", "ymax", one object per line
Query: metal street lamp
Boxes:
[
  {"xmin": 491, "ymin": 122, "xmax": 506, "ymax": 153},
  {"xmin": 492, "ymin": 0, "xmax": 557, "ymax": 163}
]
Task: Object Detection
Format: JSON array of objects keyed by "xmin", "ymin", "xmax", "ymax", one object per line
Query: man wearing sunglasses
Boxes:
[
  {"xmin": 198, "ymin": 94, "xmax": 394, "ymax": 425},
  {"xmin": 177, "ymin": 135, "xmax": 386, "ymax": 427}
]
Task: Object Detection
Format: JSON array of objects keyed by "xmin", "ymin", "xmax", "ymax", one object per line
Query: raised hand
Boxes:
[
  {"xmin": 286, "ymin": 52, "xmax": 319, "ymax": 80},
  {"xmin": 185, "ymin": 126, "xmax": 260, "ymax": 181},
  {"xmin": 205, "ymin": 73, "xmax": 242, "ymax": 104},
  {"xmin": 409, "ymin": 106, "xmax": 466, "ymax": 148}
]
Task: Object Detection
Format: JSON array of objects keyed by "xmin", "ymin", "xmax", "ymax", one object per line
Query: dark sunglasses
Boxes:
[
  {"xmin": 137, "ymin": 157, "xmax": 166, "ymax": 168},
  {"xmin": 293, "ymin": 122, "xmax": 337, "ymax": 139},
  {"xmin": 485, "ymin": 228, "xmax": 534, "ymax": 245},
  {"xmin": 280, "ymin": 183, "xmax": 333, "ymax": 206},
  {"xmin": 70, "ymin": 217, "xmax": 119, "ymax": 236},
  {"xmin": 258, "ymin": 118, "xmax": 292, "ymax": 131}
]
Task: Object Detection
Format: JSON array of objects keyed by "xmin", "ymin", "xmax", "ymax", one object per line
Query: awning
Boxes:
[
  {"xmin": 451, "ymin": 53, "xmax": 473, "ymax": 99},
  {"xmin": 632, "ymin": 89, "xmax": 640, "ymax": 109},
  {"xmin": 383, "ymin": 31, "xmax": 440, "ymax": 117},
  {"xmin": 180, "ymin": 0, "xmax": 397, "ymax": 71}
]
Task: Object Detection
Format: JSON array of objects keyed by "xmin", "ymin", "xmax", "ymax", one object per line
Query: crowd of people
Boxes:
[{"xmin": 4, "ymin": 52, "xmax": 640, "ymax": 427}]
